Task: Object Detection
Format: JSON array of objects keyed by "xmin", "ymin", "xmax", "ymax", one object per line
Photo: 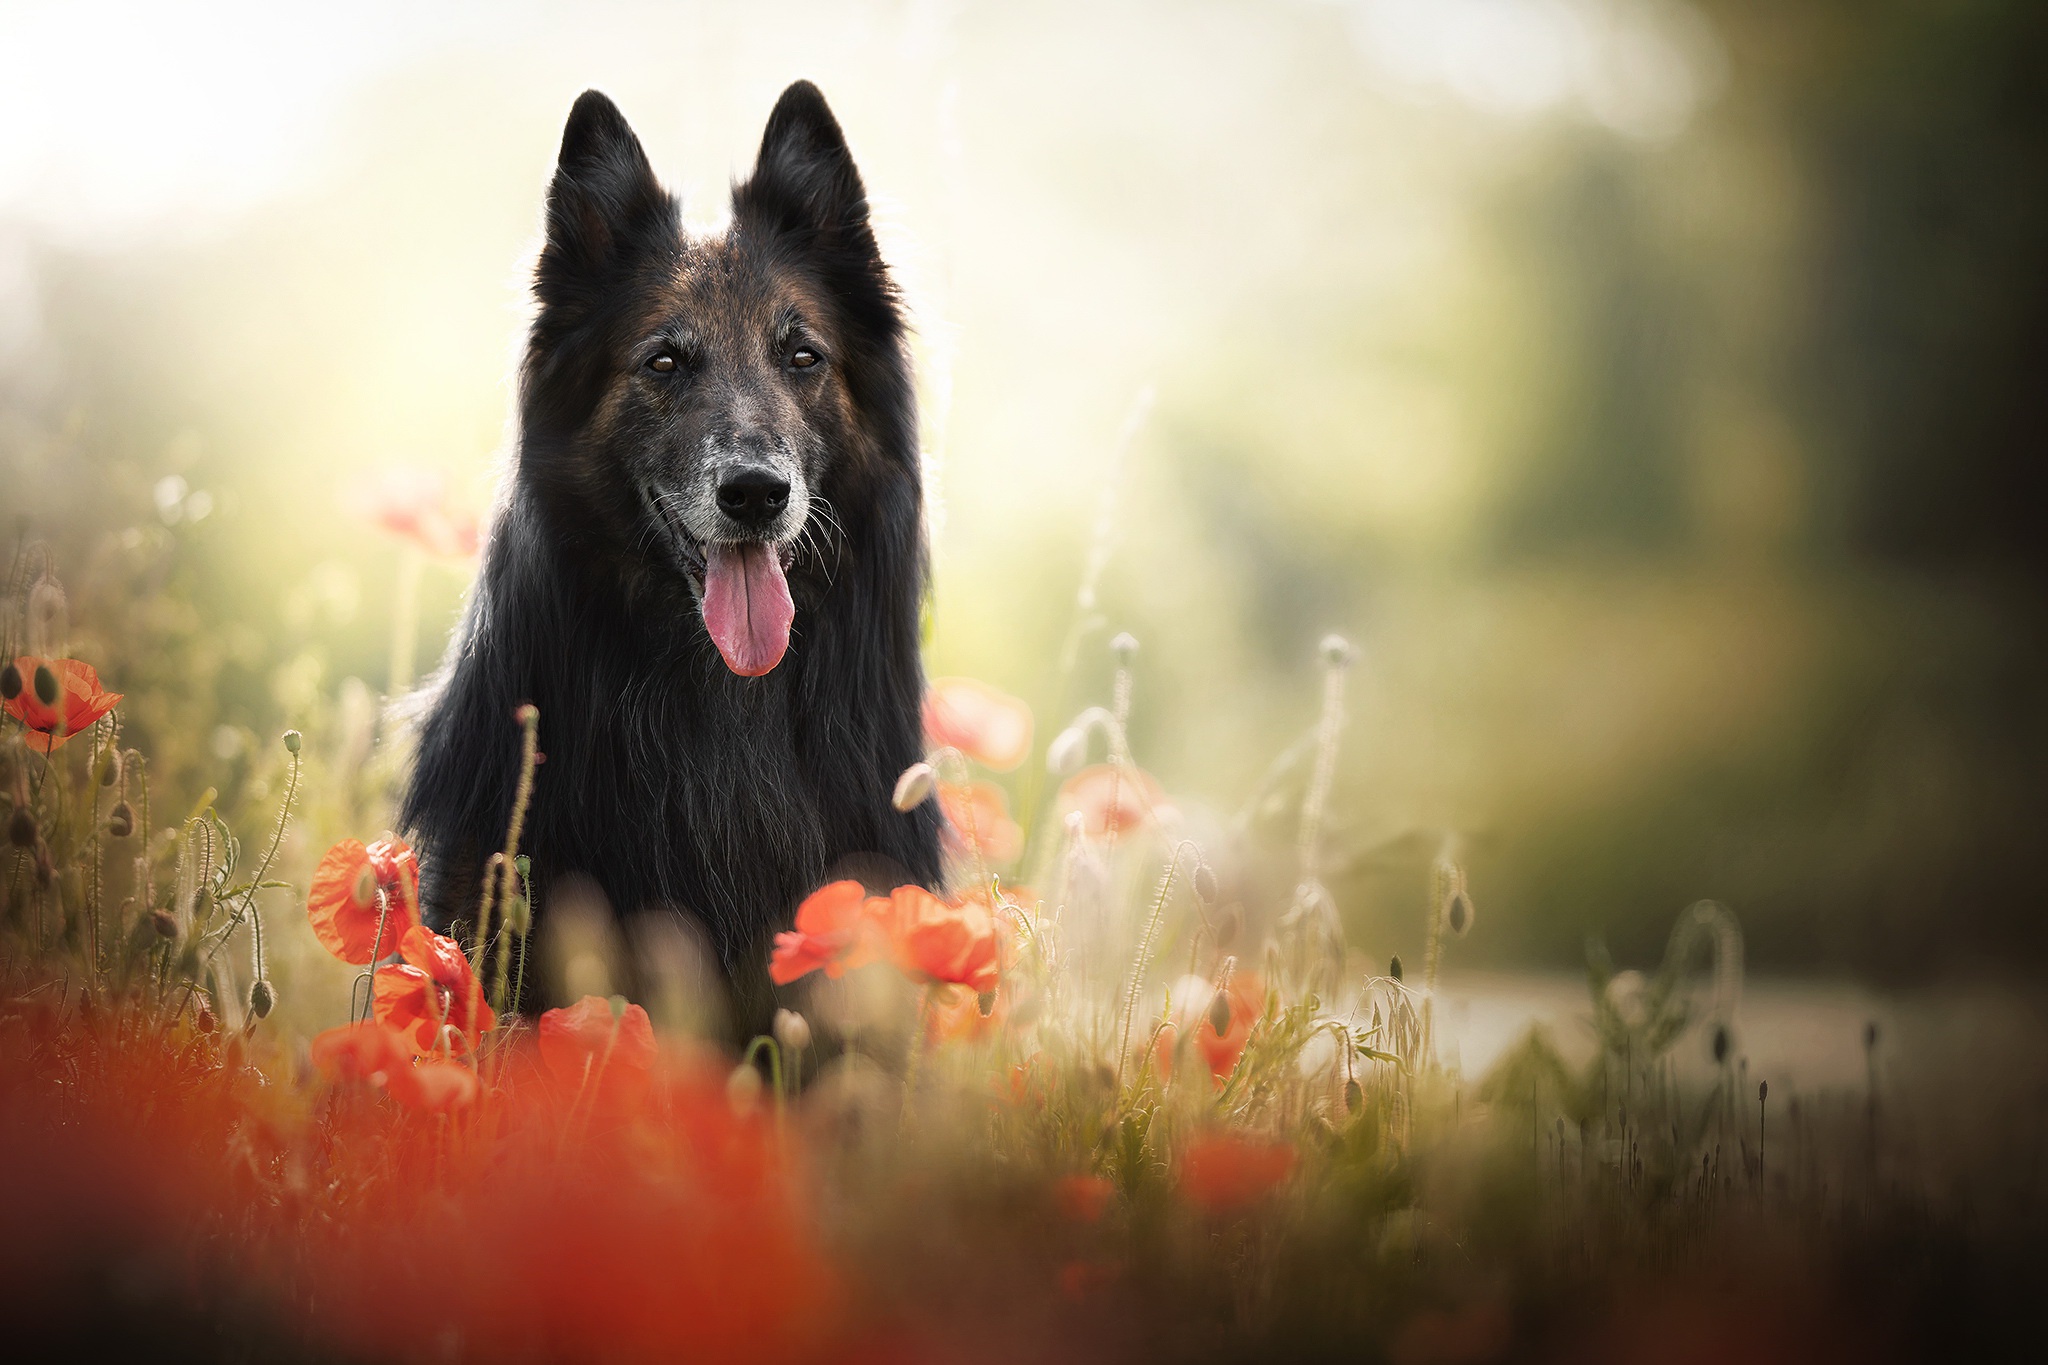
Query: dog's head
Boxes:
[{"xmin": 519, "ymin": 83, "xmax": 907, "ymax": 677}]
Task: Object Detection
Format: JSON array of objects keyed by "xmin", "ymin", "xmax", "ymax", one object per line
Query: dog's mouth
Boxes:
[{"xmin": 646, "ymin": 488, "xmax": 798, "ymax": 677}]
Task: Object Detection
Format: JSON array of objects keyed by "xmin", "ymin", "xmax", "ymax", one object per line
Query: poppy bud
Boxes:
[
  {"xmin": 1446, "ymin": 890, "xmax": 1473, "ymax": 937},
  {"xmin": 1046, "ymin": 726, "xmax": 1087, "ymax": 775},
  {"xmin": 1192, "ymin": 863, "xmax": 1219, "ymax": 905},
  {"xmin": 1206, "ymin": 990, "xmax": 1232, "ymax": 1037},
  {"xmin": 195, "ymin": 999, "xmax": 218, "ymax": 1034},
  {"xmin": 1711, "ymin": 1024, "xmax": 1729, "ymax": 1064},
  {"xmin": 892, "ymin": 761, "xmax": 936, "ymax": 812},
  {"xmin": 727, "ymin": 1062, "xmax": 763, "ymax": 1114},
  {"xmin": 1758, "ymin": 1081, "xmax": 1768, "ymax": 1103},
  {"xmin": 31, "ymin": 663, "xmax": 59, "ymax": 707},
  {"xmin": 515, "ymin": 702, "xmax": 540, "ymax": 726},
  {"xmin": 1213, "ymin": 904, "xmax": 1241, "ymax": 950},
  {"xmin": 0, "ymin": 662, "xmax": 19, "ymax": 699},
  {"xmin": 977, "ymin": 989, "xmax": 998, "ymax": 1017},
  {"xmin": 1864, "ymin": 1021, "xmax": 1879, "ymax": 1050},
  {"xmin": 773, "ymin": 1009, "xmax": 811, "ymax": 1054},
  {"xmin": 101, "ymin": 751, "xmax": 122, "ymax": 786},
  {"xmin": 1344, "ymin": 1078, "xmax": 1363, "ymax": 1114},
  {"xmin": 282, "ymin": 729, "xmax": 302, "ymax": 755},
  {"xmin": 9, "ymin": 808, "xmax": 37, "ymax": 847},
  {"xmin": 1388, "ymin": 954, "xmax": 1403, "ymax": 981},
  {"xmin": 1110, "ymin": 632, "xmax": 1139, "ymax": 665},
  {"xmin": 150, "ymin": 908, "xmax": 178, "ymax": 940},
  {"xmin": 1319, "ymin": 633, "xmax": 1356, "ymax": 667},
  {"xmin": 506, "ymin": 893, "xmax": 531, "ymax": 938},
  {"xmin": 249, "ymin": 980, "xmax": 277, "ymax": 1019}
]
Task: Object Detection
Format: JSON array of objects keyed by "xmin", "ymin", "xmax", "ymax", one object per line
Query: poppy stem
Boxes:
[
  {"xmin": 901, "ymin": 984, "xmax": 934, "ymax": 1133},
  {"xmin": 1112, "ymin": 840, "xmax": 1198, "ymax": 1105},
  {"xmin": 472, "ymin": 705, "xmax": 540, "ymax": 978}
]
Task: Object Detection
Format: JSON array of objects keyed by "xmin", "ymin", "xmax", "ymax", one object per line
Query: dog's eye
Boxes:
[
  {"xmin": 789, "ymin": 348, "xmax": 820, "ymax": 371},
  {"xmin": 647, "ymin": 354, "xmax": 678, "ymax": 374}
]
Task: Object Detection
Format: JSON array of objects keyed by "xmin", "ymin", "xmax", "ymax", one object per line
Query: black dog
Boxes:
[{"xmin": 402, "ymin": 83, "xmax": 942, "ymax": 1033}]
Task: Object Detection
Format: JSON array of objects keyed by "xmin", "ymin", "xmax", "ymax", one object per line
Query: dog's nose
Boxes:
[{"xmin": 715, "ymin": 466, "xmax": 791, "ymax": 529}]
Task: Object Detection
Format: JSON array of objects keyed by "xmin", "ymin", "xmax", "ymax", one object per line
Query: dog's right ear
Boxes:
[{"xmin": 536, "ymin": 91, "xmax": 673, "ymax": 309}]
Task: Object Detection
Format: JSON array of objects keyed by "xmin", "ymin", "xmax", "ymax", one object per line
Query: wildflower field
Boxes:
[{"xmin": 1, "ymin": 525, "xmax": 2038, "ymax": 1365}]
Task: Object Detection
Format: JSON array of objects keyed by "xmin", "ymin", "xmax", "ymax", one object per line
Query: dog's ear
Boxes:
[
  {"xmin": 537, "ymin": 91, "xmax": 673, "ymax": 306},
  {"xmin": 735, "ymin": 81, "xmax": 872, "ymax": 243}
]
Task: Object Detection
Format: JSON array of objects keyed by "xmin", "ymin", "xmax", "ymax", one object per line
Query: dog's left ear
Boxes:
[{"xmin": 735, "ymin": 81, "xmax": 873, "ymax": 243}]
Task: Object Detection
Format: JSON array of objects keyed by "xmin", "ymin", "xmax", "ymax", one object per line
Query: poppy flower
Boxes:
[
  {"xmin": 539, "ymin": 995, "xmax": 658, "ymax": 1088},
  {"xmin": 4, "ymin": 656, "xmax": 121, "ymax": 754},
  {"xmin": 310, "ymin": 1020, "xmax": 479, "ymax": 1113},
  {"xmin": 923, "ymin": 677, "xmax": 1032, "ymax": 771},
  {"xmin": 1180, "ymin": 1132, "xmax": 1296, "ymax": 1212},
  {"xmin": 357, "ymin": 467, "xmax": 481, "ymax": 560},
  {"xmin": 938, "ymin": 780, "xmax": 1024, "ymax": 866},
  {"xmin": 1054, "ymin": 1174, "xmax": 1116, "ymax": 1223},
  {"xmin": 306, "ymin": 836, "xmax": 421, "ymax": 964},
  {"xmin": 768, "ymin": 880, "xmax": 889, "ymax": 985},
  {"xmin": 373, "ymin": 925, "xmax": 496, "ymax": 1057},
  {"xmin": 883, "ymin": 884, "xmax": 1002, "ymax": 994},
  {"xmin": 1056, "ymin": 763, "xmax": 1175, "ymax": 839}
]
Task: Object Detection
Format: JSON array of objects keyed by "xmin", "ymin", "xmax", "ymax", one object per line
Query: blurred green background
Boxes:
[{"xmin": 3, "ymin": 0, "xmax": 2044, "ymax": 984}]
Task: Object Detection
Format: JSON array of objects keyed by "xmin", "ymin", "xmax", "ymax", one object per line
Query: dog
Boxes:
[{"xmin": 401, "ymin": 83, "xmax": 943, "ymax": 1035}]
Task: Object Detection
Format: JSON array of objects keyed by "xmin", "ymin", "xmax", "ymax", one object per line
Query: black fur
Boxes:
[{"xmin": 401, "ymin": 84, "xmax": 942, "ymax": 1034}]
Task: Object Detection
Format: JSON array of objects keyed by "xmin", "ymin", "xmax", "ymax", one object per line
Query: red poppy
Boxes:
[
  {"xmin": 1180, "ymin": 1132, "xmax": 1296, "ymax": 1212},
  {"xmin": 5, "ymin": 656, "xmax": 121, "ymax": 754},
  {"xmin": 539, "ymin": 995, "xmax": 658, "ymax": 1088},
  {"xmin": 884, "ymin": 885, "xmax": 1002, "ymax": 994},
  {"xmin": 373, "ymin": 925, "xmax": 497, "ymax": 1057},
  {"xmin": 768, "ymin": 880, "xmax": 889, "ymax": 985},
  {"xmin": 938, "ymin": 780, "xmax": 1024, "ymax": 865},
  {"xmin": 306, "ymin": 836, "xmax": 421, "ymax": 964},
  {"xmin": 357, "ymin": 467, "xmax": 481, "ymax": 560},
  {"xmin": 1056, "ymin": 763, "xmax": 1175, "ymax": 839},
  {"xmin": 309, "ymin": 1021, "xmax": 479, "ymax": 1113},
  {"xmin": 1054, "ymin": 1174, "xmax": 1116, "ymax": 1223},
  {"xmin": 923, "ymin": 676, "xmax": 1032, "ymax": 771}
]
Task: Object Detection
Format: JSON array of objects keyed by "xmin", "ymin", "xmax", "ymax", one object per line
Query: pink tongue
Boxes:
[{"xmin": 702, "ymin": 543, "xmax": 795, "ymax": 676}]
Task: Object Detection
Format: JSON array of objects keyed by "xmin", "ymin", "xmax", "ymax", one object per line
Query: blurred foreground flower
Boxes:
[
  {"xmin": 939, "ymin": 779, "xmax": 1024, "ymax": 865},
  {"xmin": 3, "ymin": 656, "xmax": 120, "ymax": 753},
  {"xmin": 924, "ymin": 676, "xmax": 1032, "ymax": 771},
  {"xmin": 374, "ymin": 925, "xmax": 497, "ymax": 1056},
  {"xmin": 1055, "ymin": 1174, "xmax": 1116, "ymax": 1223},
  {"xmin": 1057, "ymin": 763, "xmax": 1174, "ymax": 839},
  {"xmin": 1181, "ymin": 1132, "xmax": 1296, "ymax": 1212},
  {"xmin": 356, "ymin": 466, "xmax": 481, "ymax": 560},
  {"xmin": 540, "ymin": 995, "xmax": 657, "ymax": 1090},
  {"xmin": 311, "ymin": 1021, "xmax": 479, "ymax": 1112},
  {"xmin": 306, "ymin": 836, "xmax": 421, "ymax": 964}
]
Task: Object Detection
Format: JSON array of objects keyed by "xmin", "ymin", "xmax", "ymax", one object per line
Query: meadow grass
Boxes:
[{"xmin": 0, "ymin": 537, "xmax": 2036, "ymax": 1364}]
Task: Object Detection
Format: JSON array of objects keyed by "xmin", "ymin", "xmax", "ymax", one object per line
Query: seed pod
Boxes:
[
  {"xmin": 101, "ymin": 750, "xmax": 123, "ymax": 786},
  {"xmin": 977, "ymin": 989, "xmax": 998, "ymax": 1018},
  {"xmin": 249, "ymin": 980, "xmax": 277, "ymax": 1019},
  {"xmin": 607, "ymin": 994, "xmax": 629, "ymax": 1021},
  {"xmin": 282, "ymin": 729, "xmax": 302, "ymax": 755},
  {"xmin": 726, "ymin": 1063, "xmax": 763, "ymax": 1113},
  {"xmin": 150, "ymin": 908, "xmax": 178, "ymax": 940},
  {"xmin": 1711, "ymin": 1024, "xmax": 1729, "ymax": 1064},
  {"xmin": 195, "ymin": 999, "xmax": 218, "ymax": 1035},
  {"xmin": 1344, "ymin": 1078, "xmax": 1363, "ymax": 1114},
  {"xmin": 107, "ymin": 802, "xmax": 134, "ymax": 838},
  {"xmin": 1192, "ymin": 863, "xmax": 1219, "ymax": 905},
  {"xmin": 1045, "ymin": 726, "xmax": 1087, "ymax": 775},
  {"xmin": 351, "ymin": 863, "xmax": 377, "ymax": 907},
  {"xmin": 773, "ymin": 1009, "xmax": 811, "ymax": 1054},
  {"xmin": 1213, "ymin": 904, "xmax": 1241, "ymax": 951},
  {"xmin": 1446, "ymin": 890, "xmax": 1473, "ymax": 937},
  {"xmin": 1206, "ymin": 990, "xmax": 1232, "ymax": 1037},
  {"xmin": 891, "ymin": 761, "xmax": 935, "ymax": 812},
  {"xmin": 0, "ymin": 662, "xmax": 19, "ymax": 700},
  {"xmin": 1388, "ymin": 954, "xmax": 1403, "ymax": 981},
  {"xmin": 9, "ymin": 808, "xmax": 37, "ymax": 847}
]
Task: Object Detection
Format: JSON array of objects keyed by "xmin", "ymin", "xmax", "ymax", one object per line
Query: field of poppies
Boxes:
[{"xmin": 0, "ymin": 534, "xmax": 2034, "ymax": 1365}]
